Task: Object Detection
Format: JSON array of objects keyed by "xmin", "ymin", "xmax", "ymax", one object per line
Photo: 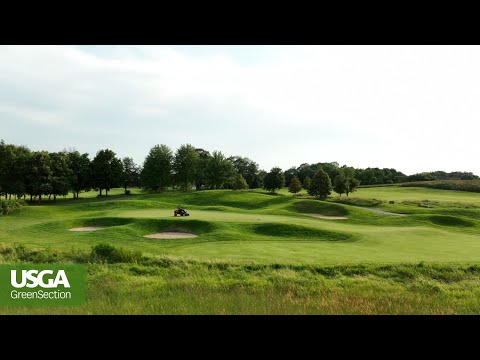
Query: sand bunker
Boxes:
[
  {"xmin": 306, "ymin": 213, "xmax": 348, "ymax": 220},
  {"xmin": 144, "ymin": 232, "xmax": 198, "ymax": 239},
  {"xmin": 69, "ymin": 226, "xmax": 106, "ymax": 232},
  {"xmin": 362, "ymin": 208, "xmax": 406, "ymax": 216}
]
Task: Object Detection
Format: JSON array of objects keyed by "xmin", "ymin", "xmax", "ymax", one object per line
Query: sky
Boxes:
[{"xmin": 0, "ymin": 45, "xmax": 479, "ymax": 176}]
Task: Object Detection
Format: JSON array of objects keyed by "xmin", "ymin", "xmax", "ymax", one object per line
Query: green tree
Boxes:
[
  {"xmin": 303, "ymin": 176, "xmax": 312, "ymax": 192},
  {"xmin": 252, "ymin": 170, "xmax": 267, "ymax": 189},
  {"xmin": 284, "ymin": 167, "xmax": 298, "ymax": 187},
  {"xmin": 232, "ymin": 173, "xmax": 248, "ymax": 190},
  {"xmin": 121, "ymin": 157, "xmax": 140, "ymax": 194},
  {"xmin": 288, "ymin": 175, "xmax": 302, "ymax": 194},
  {"xmin": 140, "ymin": 145, "xmax": 173, "ymax": 192},
  {"xmin": 333, "ymin": 173, "xmax": 347, "ymax": 197},
  {"xmin": 194, "ymin": 148, "xmax": 210, "ymax": 190},
  {"xmin": 205, "ymin": 150, "xmax": 236, "ymax": 189},
  {"xmin": 10, "ymin": 149, "xmax": 30, "ymax": 200},
  {"xmin": 308, "ymin": 169, "xmax": 332, "ymax": 200},
  {"xmin": 0, "ymin": 142, "xmax": 31, "ymax": 199},
  {"xmin": 26, "ymin": 151, "xmax": 52, "ymax": 203},
  {"xmin": 173, "ymin": 144, "xmax": 200, "ymax": 191},
  {"xmin": 229, "ymin": 156, "xmax": 259, "ymax": 188},
  {"xmin": 297, "ymin": 163, "xmax": 315, "ymax": 183},
  {"xmin": 346, "ymin": 177, "xmax": 360, "ymax": 196},
  {"xmin": 67, "ymin": 151, "xmax": 92, "ymax": 199},
  {"xmin": 49, "ymin": 152, "xmax": 72, "ymax": 201},
  {"xmin": 91, "ymin": 149, "xmax": 123, "ymax": 196},
  {"xmin": 263, "ymin": 167, "xmax": 285, "ymax": 194}
]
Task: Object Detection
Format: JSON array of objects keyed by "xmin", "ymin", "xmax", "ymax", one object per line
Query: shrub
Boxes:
[
  {"xmin": 329, "ymin": 197, "xmax": 383, "ymax": 207},
  {"xmin": 0, "ymin": 199, "xmax": 24, "ymax": 216},
  {"xmin": 112, "ymin": 247, "xmax": 143, "ymax": 263},
  {"xmin": 91, "ymin": 243, "xmax": 142, "ymax": 263},
  {"xmin": 92, "ymin": 243, "xmax": 116, "ymax": 259},
  {"xmin": 125, "ymin": 189, "xmax": 131, "ymax": 195}
]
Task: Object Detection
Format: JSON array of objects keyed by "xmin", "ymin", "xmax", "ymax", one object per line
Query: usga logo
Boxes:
[
  {"xmin": 0, "ymin": 265, "xmax": 85, "ymax": 306},
  {"xmin": 9, "ymin": 269, "xmax": 72, "ymax": 300},
  {"xmin": 11, "ymin": 269, "xmax": 70, "ymax": 288}
]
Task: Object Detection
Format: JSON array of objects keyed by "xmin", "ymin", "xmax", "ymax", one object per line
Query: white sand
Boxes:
[
  {"xmin": 69, "ymin": 226, "xmax": 106, "ymax": 232},
  {"xmin": 306, "ymin": 213, "xmax": 348, "ymax": 220},
  {"xmin": 143, "ymin": 232, "xmax": 198, "ymax": 239}
]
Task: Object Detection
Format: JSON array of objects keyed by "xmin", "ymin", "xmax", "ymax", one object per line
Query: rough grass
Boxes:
[
  {"xmin": 401, "ymin": 180, "xmax": 480, "ymax": 193},
  {"xmin": 1, "ymin": 243, "xmax": 480, "ymax": 314},
  {"xmin": 292, "ymin": 200, "xmax": 349, "ymax": 216}
]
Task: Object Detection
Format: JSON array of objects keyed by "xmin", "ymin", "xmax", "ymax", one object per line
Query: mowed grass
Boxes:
[
  {"xmin": 1, "ymin": 185, "xmax": 480, "ymax": 314},
  {"xmin": 2, "ymin": 187, "xmax": 480, "ymax": 265}
]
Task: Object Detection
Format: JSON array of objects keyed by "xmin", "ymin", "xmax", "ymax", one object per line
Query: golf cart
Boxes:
[{"xmin": 174, "ymin": 206, "xmax": 190, "ymax": 217}]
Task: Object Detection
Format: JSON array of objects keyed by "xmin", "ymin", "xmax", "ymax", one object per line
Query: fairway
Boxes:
[{"xmin": 2, "ymin": 186, "xmax": 480, "ymax": 265}]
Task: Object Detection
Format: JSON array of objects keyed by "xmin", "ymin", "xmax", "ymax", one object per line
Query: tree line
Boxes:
[
  {"xmin": 284, "ymin": 162, "xmax": 478, "ymax": 186},
  {"xmin": 0, "ymin": 141, "xmax": 261, "ymax": 202},
  {"xmin": 0, "ymin": 139, "xmax": 478, "ymax": 202}
]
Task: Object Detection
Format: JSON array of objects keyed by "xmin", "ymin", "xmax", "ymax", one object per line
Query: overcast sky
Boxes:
[{"xmin": 0, "ymin": 45, "xmax": 479, "ymax": 175}]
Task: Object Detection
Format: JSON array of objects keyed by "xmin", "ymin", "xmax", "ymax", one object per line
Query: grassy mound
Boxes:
[
  {"xmin": 253, "ymin": 223, "xmax": 352, "ymax": 241},
  {"xmin": 328, "ymin": 197, "xmax": 383, "ymax": 207},
  {"xmin": 72, "ymin": 217, "xmax": 133, "ymax": 228},
  {"xmin": 132, "ymin": 219, "xmax": 216, "ymax": 235},
  {"xmin": 427, "ymin": 215, "xmax": 475, "ymax": 227},
  {"xmin": 293, "ymin": 200, "xmax": 349, "ymax": 216}
]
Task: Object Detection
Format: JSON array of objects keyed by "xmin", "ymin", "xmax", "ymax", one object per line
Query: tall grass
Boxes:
[
  {"xmin": 0, "ymin": 199, "xmax": 25, "ymax": 215},
  {"xmin": 401, "ymin": 180, "xmax": 480, "ymax": 193},
  {"xmin": 1, "ymin": 243, "xmax": 480, "ymax": 314}
]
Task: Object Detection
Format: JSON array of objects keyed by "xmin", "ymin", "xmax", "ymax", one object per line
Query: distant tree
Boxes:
[
  {"xmin": 284, "ymin": 167, "xmax": 298, "ymax": 187},
  {"xmin": 205, "ymin": 151, "xmax": 236, "ymax": 189},
  {"xmin": 317, "ymin": 162, "xmax": 342, "ymax": 181},
  {"xmin": 91, "ymin": 149, "xmax": 123, "ymax": 196},
  {"xmin": 173, "ymin": 144, "xmax": 200, "ymax": 191},
  {"xmin": 26, "ymin": 151, "xmax": 52, "ymax": 203},
  {"xmin": 341, "ymin": 166, "xmax": 355, "ymax": 179},
  {"xmin": 245, "ymin": 160, "xmax": 259, "ymax": 188},
  {"xmin": 252, "ymin": 170, "xmax": 267, "ymax": 189},
  {"xmin": 308, "ymin": 169, "xmax": 332, "ymax": 200},
  {"xmin": 346, "ymin": 177, "xmax": 360, "ymax": 196},
  {"xmin": 10, "ymin": 150, "xmax": 30, "ymax": 200},
  {"xmin": 302, "ymin": 176, "xmax": 312, "ymax": 191},
  {"xmin": 0, "ymin": 142, "xmax": 30, "ymax": 199},
  {"xmin": 232, "ymin": 173, "xmax": 248, "ymax": 190},
  {"xmin": 333, "ymin": 173, "xmax": 347, "ymax": 197},
  {"xmin": 297, "ymin": 163, "xmax": 315, "ymax": 183},
  {"xmin": 288, "ymin": 176, "xmax": 302, "ymax": 194},
  {"xmin": 195, "ymin": 148, "xmax": 210, "ymax": 190},
  {"xmin": 67, "ymin": 151, "xmax": 92, "ymax": 199},
  {"xmin": 229, "ymin": 156, "xmax": 259, "ymax": 188},
  {"xmin": 140, "ymin": 145, "xmax": 173, "ymax": 192},
  {"xmin": 263, "ymin": 167, "xmax": 285, "ymax": 194},
  {"xmin": 49, "ymin": 152, "xmax": 72, "ymax": 201},
  {"xmin": 121, "ymin": 157, "xmax": 140, "ymax": 194}
]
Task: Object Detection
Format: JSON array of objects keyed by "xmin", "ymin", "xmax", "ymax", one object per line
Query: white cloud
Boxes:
[{"xmin": 0, "ymin": 45, "xmax": 479, "ymax": 175}]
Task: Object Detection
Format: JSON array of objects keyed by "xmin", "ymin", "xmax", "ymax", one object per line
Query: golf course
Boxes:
[{"xmin": 2, "ymin": 185, "xmax": 480, "ymax": 314}]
